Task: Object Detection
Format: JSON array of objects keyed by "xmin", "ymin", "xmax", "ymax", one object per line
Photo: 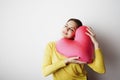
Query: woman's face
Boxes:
[{"xmin": 62, "ymin": 21, "xmax": 78, "ymax": 39}]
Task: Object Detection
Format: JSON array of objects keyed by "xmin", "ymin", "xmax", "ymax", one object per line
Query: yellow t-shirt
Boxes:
[{"xmin": 42, "ymin": 41, "xmax": 105, "ymax": 80}]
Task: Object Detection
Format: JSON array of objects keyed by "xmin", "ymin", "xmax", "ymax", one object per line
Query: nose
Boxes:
[
  {"xmin": 63, "ymin": 28, "xmax": 69, "ymax": 34},
  {"xmin": 65, "ymin": 27, "xmax": 70, "ymax": 31},
  {"xmin": 66, "ymin": 28, "xmax": 69, "ymax": 31}
]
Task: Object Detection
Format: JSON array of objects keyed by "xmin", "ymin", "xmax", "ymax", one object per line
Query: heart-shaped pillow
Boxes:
[{"xmin": 56, "ymin": 26, "xmax": 94, "ymax": 63}]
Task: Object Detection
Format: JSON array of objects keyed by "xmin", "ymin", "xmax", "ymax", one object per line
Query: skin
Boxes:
[
  {"xmin": 62, "ymin": 21, "xmax": 77, "ymax": 39},
  {"xmin": 62, "ymin": 21, "xmax": 99, "ymax": 64}
]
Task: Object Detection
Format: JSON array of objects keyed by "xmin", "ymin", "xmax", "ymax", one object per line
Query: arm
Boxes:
[
  {"xmin": 86, "ymin": 27, "xmax": 106, "ymax": 74},
  {"xmin": 41, "ymin": 42, "xmax": 66, "ymax": 77},
  {"xmin": 88, "ymin": 48, "xmax": 106, "ymax": 74}
]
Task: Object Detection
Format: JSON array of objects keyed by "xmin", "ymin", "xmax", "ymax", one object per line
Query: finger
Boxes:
[
  {"xmin": 88, "ymin": 27, "xmax": 94, "ymax": 33},
  {"xmin": 86, "ymin": 28, "xmax": 95, "ymax": 37},
  {"xmin": 85, "ymin": 32, "xmax": 92, "ymax": 38},
  {"xmin": 70, "ymin": 56, "xmax": 79, "ymax": 60},
  {"xmin": 77, "ymin": 61, "xmax": 87, "ymax": 64},
  {"xmin": 72, "ymin": 60, "xmax": 86, "ymax": 64},
  {"xmin": 87, "ymin": 27, "xmax": 95, "ymax": 33},
  {"xmin": 89, "ymin": 27, "xmax": 96, "ymax": 36},
  {"xmin": 86, "ymin": 28, "xmax": 94, "ymax": 35}
]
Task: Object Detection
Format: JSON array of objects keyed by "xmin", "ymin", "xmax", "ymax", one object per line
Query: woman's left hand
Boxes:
[{"xmin": 85, "ymin": 27, "xmax": 99, "ymax": 49}]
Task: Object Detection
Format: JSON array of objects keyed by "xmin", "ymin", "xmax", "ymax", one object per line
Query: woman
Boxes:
[{"xmin": 42, "ymin": 18, "xmax": 106, "ymax": 80}]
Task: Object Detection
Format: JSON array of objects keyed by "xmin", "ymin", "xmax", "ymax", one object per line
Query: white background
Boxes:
[{"xmin": 0, "ymin": 0, "xmax": 120, "ymax": 80}]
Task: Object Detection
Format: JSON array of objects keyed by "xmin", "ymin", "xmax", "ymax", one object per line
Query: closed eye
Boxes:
[{"xmin": 64, "ymin": 25, "xmax": 75, "ymax": 32}]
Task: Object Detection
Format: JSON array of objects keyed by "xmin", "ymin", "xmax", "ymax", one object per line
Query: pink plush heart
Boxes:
[{"xmin": 56, "ymin": 26, "xmax": 94, "ymax": 63}]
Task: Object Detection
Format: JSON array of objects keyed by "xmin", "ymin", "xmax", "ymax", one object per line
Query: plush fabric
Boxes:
[{"xmin": 56, "ymin": 26, "xmax": 94, "ymax": 63}]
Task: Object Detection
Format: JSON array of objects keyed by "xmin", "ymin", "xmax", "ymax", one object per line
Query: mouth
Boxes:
[{"xmin": 63, "ymin": 31, "xmax": 68, "ymax": 35}]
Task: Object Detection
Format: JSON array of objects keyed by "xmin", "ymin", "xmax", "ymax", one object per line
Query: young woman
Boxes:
[{"xmin": 42, "ymin": 18, "xmax": 106, "ymax": 80}]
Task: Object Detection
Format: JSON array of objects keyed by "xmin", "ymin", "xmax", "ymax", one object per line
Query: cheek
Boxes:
[
  {"xmin": 68, "ymin": 31, "xmax": 75, "ymax": 37},
  {"xmin": 62, "ymin": 27, "xmax": 67, "ymax": 32},
  {"xmin": 62, "ymin": 28, "xmax": 70, "ymax": 35}
]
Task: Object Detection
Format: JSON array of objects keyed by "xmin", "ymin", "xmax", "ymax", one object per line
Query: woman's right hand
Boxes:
[{"xmin": 64, "ymin": 57, "xmax": 87, "ymax": 64}]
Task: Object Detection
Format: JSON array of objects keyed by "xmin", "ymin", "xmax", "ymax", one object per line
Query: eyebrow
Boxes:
[{"xmin": 66, "ymin": 24, "xmax": 76, "ymax": 29}]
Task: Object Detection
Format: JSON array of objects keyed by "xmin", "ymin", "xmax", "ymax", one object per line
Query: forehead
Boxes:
[{"xmin": 66, "ymin": 21, "xmax": 77, "ymax": 28}]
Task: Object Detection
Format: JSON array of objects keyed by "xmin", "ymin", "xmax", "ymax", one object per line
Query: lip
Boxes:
[{"xmin": 62, "ymin": 31, "xmax": 67, "ymax": 35}]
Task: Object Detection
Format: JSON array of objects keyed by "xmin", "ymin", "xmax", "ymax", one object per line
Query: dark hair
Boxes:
[{"xmin": 67, "ymin": 18, "xmax": 83, "ymax": 28}]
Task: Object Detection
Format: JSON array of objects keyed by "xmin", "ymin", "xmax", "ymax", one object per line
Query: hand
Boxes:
[
  {"xmin": 64, "ymin": 56, "xmax": 87, "ymax": 64},
  {"xmin": 85, "ymin": 27, "xmax": 99, "ymax": 49}
]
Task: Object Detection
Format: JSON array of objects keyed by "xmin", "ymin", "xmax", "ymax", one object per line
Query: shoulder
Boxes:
[{"xmin": 46, "ymin": 41, "xmax": 56, "ymax": 48}]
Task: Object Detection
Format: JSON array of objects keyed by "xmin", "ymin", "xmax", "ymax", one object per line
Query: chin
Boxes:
[
  {"xmin": 62, "ymin": 36, "xmax": 73, "ymax": 40},
  {"xmin": 62, "ymin": 36, "xmax": 68, "ymax": 38},
  {"xmin": 62, "ymin": 34, "xmax": 73, "ymax": 39},
  {"xmin": 61, "ymin": 35, "xmax": 68, "ymax": 38}
]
